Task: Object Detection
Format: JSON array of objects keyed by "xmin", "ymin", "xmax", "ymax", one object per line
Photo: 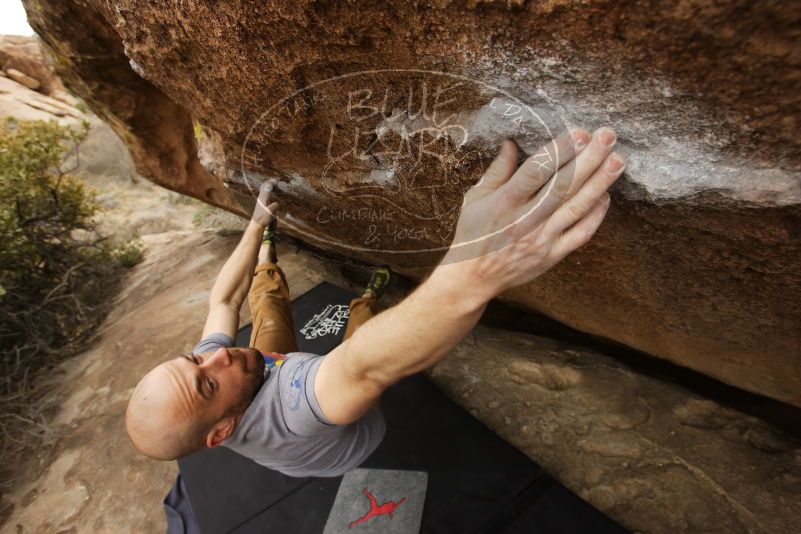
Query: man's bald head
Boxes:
[
  {"xmin": 126, "ymin": 347, "xmax": 265, "ymax": 461},
  {"xmin": 126, "ymin": 364, "xmax": 207, "ymax": 460}
]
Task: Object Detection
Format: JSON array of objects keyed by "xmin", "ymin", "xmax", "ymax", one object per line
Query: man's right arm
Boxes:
[
  {"xmin": 200, "ymin": 181, "xmax": 278, "ymax": 340},
  {"xmin": 316, "ymin": 127, "xmax": 625, "ymax": 425}
]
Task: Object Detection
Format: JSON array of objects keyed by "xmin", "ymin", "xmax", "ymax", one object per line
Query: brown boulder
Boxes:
[
  {"xmin": 0, "ymin": 35, "xmax": 64, "ymax": 95},
  {"xmin": 430, "ymin": 324, "xmax": 801, "ymax": 533},
  {"xmin": 22, "ymin": 0, "xmax": 801, "ymax": 406},
  {"xmin": 0, "ymin": 76, "xmax": 81, "ymax": 123},
  {"xmin": 5, "ymin": 67, "xmax": 39, "ymax": 90},
  {"xmin": 49, "ymin": 89, "xmax": 78, "ymax": 107}
]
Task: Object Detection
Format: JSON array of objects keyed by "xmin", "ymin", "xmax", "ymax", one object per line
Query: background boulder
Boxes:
[
  {"xmin": 0, "ymin": 35, "xmax": 64, "ymax": 95},
  {"xmin": 0, "ymin": 35, "xmax": 81, "ymax": 123}
]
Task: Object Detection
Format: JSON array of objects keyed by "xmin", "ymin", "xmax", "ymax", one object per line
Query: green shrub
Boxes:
[
  {"xmin": 0, "ymin": 119, "xmax": 137, "ymax": 467},
  {"xmin": 112, "ymin": 238, "xmax": 144, "ymax": 268}
]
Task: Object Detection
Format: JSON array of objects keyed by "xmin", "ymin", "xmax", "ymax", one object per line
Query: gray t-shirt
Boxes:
[{"xmin": 192, "ymin": 333, "xmax": 386, "ymax": 477}]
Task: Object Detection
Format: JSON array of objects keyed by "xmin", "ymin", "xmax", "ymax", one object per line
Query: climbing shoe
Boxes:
[
  {"xmin": 262, "ymin": 216, "xmax": 278, "ymax": 244},
  {"xmin": 365, "ymin": 268, "xmax": 391, "ymax": 299}
]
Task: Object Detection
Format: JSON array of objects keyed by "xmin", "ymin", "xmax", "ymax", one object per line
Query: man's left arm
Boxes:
[{"xmin": 201, "ymin": 182, "xmax": 278, "ymax": 339}]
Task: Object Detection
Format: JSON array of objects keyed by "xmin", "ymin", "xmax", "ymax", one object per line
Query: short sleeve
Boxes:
[
  {"xmin": 278, "ymin": 354, "xmax": 336, "ymax": 436},
  {"xmin": 192, "ymin": 332, "xmax": 234, "ymax": 356}
]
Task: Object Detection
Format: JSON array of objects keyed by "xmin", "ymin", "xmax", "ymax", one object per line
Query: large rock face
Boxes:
[{"xmin": 23, "ymin": 0, "xmax": 801, "ymax": 405}]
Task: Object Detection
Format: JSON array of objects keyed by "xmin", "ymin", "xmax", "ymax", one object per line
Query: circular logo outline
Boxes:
[{"xmin": 240, "ymin": 69, "xmax": 566, "ymax": 256}]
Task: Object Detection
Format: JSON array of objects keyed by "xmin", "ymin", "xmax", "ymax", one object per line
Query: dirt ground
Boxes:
[
  {"xmin": 3, "ymin": 227, "xmax": 799, "ymax": 534},
  {"xmin": 0, "ymin": 230, "xmax": 344, "ymax": 533}
]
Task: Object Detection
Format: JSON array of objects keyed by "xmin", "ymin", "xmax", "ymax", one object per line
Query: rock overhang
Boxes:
[{"xmin": 21, "ymin": 0, "xmax": 801, "ymax": 406}]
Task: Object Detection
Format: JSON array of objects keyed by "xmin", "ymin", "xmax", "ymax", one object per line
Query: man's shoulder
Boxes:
[
  {"xmin": 277, "ymin": 352, "xmax": 325, "ymax": 383},
  {"xmin": 277, "ymin": 352, "xmax": 323, "ymax": 409},
  {"xmin": 229, "ymin": 352, "xmax": 328, "ymax": 443},
  {"xmin": 279, "ymin": 351, "xmax": 325, "ymax": 371},
  {"xmin": 246, "ymin": 352, "xmax": 324, "ymax": 414},
  {"xmin": 269, "ymin": 352, "xmax": 341, "ymax": 435}
]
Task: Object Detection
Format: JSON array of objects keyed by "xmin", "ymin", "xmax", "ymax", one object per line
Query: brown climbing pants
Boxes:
[{"xmin": 248, "ymin": 262, "xmax": 375, "ymax": 354}]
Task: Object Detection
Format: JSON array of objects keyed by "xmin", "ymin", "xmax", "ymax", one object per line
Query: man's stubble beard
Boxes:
[{"xmin": 224, "ymin": 349, "xmax": 266, "ymax": 419}]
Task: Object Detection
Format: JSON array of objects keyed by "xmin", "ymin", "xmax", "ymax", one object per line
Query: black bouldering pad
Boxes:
[{"xmin": 177, "ymin": 282, "xmax": 627, "ymax": 533}]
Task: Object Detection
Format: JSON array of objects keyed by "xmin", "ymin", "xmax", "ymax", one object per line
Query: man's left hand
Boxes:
[{"xmin": 440, "ymin": 127, "xmax": 625, "ymax": 302}]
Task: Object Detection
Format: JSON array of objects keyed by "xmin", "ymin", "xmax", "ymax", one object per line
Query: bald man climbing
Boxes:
[{"xmin": 126, "ymin": 126, "xmax": 625, "ymax": 477}]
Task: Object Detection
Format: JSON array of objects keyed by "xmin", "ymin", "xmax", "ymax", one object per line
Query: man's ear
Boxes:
[{"xmin": 204, "ymin": 415, "xmax": 240, "ymax": 448}]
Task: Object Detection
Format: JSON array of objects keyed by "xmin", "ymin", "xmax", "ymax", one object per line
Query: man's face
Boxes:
[
  {"xmin": 126, "ymin": 346, "xmax": 267, "ymax": 459},
  {"xmin": 159, "ymin": 346, "xmax": 266, "ymax": 429}
]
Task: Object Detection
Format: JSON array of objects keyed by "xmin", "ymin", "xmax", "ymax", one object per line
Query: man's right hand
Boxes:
[
  {"xmin": 439, "ymin": 127, "xmax": 626, "ymax": 303},
  {"xmin": 251, "ymin": 180, "xmax": 280, "ymax": 227}
]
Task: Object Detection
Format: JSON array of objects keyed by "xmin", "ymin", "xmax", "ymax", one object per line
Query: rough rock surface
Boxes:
[
  {"xmin": 2, "ymin": 231, "xmax": 798, "ymax": 533},
  {"xmin": 22, "ymin": 1, "xmax": 801, "ymax": 406},
  {"xmin": 429, "ymin": 326, "xmax": 801, "ymax": 534}
]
